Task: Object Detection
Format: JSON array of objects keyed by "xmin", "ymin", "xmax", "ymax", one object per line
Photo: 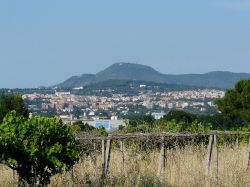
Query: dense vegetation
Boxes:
[
  {"xmin": 0, "ymin": 93, "xmax": 29, "ymax": 123},
  {"xmin": 121, "ymin": 110, "xmax": 248, "ymax": 133},
  {"xmin": 59, "ymin": 79, "xmax": 201, "ymax": 96},
  {"xmin": 0, "ymin": 94, "xmax": 80, "ymax": 186},
  {"xmin": 216, "ymin": 78, "xmax": 250, "ymax": 124}
]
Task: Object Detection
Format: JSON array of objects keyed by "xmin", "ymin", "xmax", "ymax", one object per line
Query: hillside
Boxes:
[
  {"xmin": 95, "ymin": 62, "xmax": 166, "ymax": 83},
  {"xmin": 163, "ymin": 71, "xmax": 250, "ymax": 89},
  {"xmin": 57, "ymin": 74, "xmax": 95, "ymax": 88},
  {"xmin": 68, "ymin": 79, "xmax": 197, "ymax": 96},
  {"xmin": 56, "ymin": 62, "xmax": 250, "ymax": 89}
]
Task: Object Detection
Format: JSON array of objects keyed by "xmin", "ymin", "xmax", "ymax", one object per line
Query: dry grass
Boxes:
[{"xmin": 1, "ymin": 144, "xmax": 250, "ymax": 187}]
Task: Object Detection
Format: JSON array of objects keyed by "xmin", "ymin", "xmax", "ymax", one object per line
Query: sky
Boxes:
[{"xmin": 0, "ymin": 0, "xmax": 250, "ymax": 88}]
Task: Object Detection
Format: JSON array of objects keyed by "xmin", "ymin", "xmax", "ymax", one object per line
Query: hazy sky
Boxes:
[{"xmin": 1, "ymin": 0, "xmax": 250, "ymax": 88}]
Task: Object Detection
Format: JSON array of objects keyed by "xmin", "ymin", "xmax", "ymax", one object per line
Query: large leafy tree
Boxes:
[
  {"xmin": 0, "ymin": 93, "xmax": 29, "ymax": 122},
  {"xmin": 163, "ymin": 110, "xmax": 197, "ymax": 124},
  {"xmin": 126, "ymin": 115, "xmax": 155, "ymax": 128},
  {"xmin": 0, "ymin": 111, "xmax": 80, "ymax": 186},
  {"xmin": 216, "ymin": 78, "xmax": 250, "ymax": 124},
  {"xmin": 73, "ymin": 121, "xmax": 96, "ymax": 132}
]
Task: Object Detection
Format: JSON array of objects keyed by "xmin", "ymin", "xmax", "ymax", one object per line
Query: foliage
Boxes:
[
  {"xmin": 163, "ymin": 110, "xmax": 197, "ymax": 124},
  {"xmin": 121, "ymin": 107, "xmax": 250, "ymax": 134},
  {"xmin": 67, "ymin": 79, "xmax": 196, "ymax": 96},
  {"xmin": 0, "ymin": 111, "xmax": 80, "ymax": 186},
  {"xmin": 95, "ymin": 126, "xmax": 108, "ymax": 136},
  {"xmin": 163, "ymin": 109, "xmax": 249, "ymax": 131},
  {"xmin": 125, "ymin": 115, "xmax": 155, "ymax": 128},
  {"xmin": 0, "ymin": 93, "xmax": 28, "ymax": 123},
  {"xmin": 73, "ymin": 121, "xmax": 96, "ymax": 132},
  {"xmin": 71, "ymin": 107, "xmax": 83, "ymax": 119},
  {"xmin": 216, "ymin": 78, "xmax": 250, "ymax": 124},
  {"xmin": 120, "ymin": 113, "xmax": 212, "ymax": 133},
  {"xmin": 73, "ymin": 121, "xmax": 108, "ymax": 137}
]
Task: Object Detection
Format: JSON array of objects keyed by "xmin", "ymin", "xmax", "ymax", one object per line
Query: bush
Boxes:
[{"xmin": 0, "ymin": 111, "xmax": 80, "ymax": 186}]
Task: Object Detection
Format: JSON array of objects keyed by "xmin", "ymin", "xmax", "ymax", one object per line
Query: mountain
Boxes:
[
  {"xmin": 57, "ymin": 63, "xmax": 167, "ymax": 88},
  {"xmin": 57, "ymin": 74, "xmax": 95, "ymax": 88},
  {"xmin": 95, "ymin": 62, "xmax": 166, "ymax": 82},
  {"xmin": 56, "ymin": 62, "xmax": 250, "ymax": 89},
  {"xmin": 163, "ymin": 71, "xmax": 250, "ymax": 89}
]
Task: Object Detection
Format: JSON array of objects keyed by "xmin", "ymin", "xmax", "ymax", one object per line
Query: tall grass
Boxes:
[{"xmin": 1, "ymin": 144, "xmax": 250, "ymax": 187}]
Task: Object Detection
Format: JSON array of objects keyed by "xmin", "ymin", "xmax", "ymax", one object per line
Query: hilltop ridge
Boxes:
[{"xmin": 56, "ymin": 63, "xmax": 250, "ymax": 89}]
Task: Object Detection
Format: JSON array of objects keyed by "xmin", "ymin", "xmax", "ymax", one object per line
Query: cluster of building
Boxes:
[
  {"xmin": 141, "ymin": 89, "xmax": 223, "ymax": 109},
  {"xmin": 22, "ymin": 89, "xmax": 224, "ymax": 131},
  {"xmin": 23, "ymin": 88, "xmax": 224, "ymax": 119}
]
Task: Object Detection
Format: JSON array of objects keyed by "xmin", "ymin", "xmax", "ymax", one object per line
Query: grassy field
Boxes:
[{"xmin": 1, "ymin": 144, "xmax": 250, "ymax": 187}]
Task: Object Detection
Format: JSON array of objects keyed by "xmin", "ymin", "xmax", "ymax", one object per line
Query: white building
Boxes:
[
  {"xmin": 152, "ymin": 112, "xmax": 166, "ymax": 120},
  {"xmin": 82, "ymin": 119, "xmax": 125, "ymax": 132}
]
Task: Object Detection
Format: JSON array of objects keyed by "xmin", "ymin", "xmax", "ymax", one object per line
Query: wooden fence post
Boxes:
[
  {"xmin": 101, "ymin": 139, "xmax": 106, "ymax": 180},
  {"xmin": 201, "ymin": 141, "xmax": 204, "ymax": 154},
  {"xmin": 247, "ymin": 138, "xmax": 250, "ymax": 168},
  {"xmin": 213, "ymin": 134, "xmax": 218, "ymax": 185},
  {"xmin": 206, "ymin": 135, "xmax": 214, "ymax": 175},
  {"xmin": 104, "ymin": 139, "xmax": 112, "ymax": 175},
  {"xmin": 236, "ymin": 136, "xmax": 239, "ymax": 148},
  {"xmin": 71, "ymin": 165, "xmax": 75, "ymax": 184},
  {"xmin": 13, "ymin": 170, "xmax": 16, "ymax": 183},
  {"xmin": 120, "ymin": 141, "xmax": 125, "ymax": 169},
  {"xmin": 157, "ymin": 136, "xmax": 166, "ymax": 179},
  {"xmin": 92, "ymin": 142, "xmax": 97, "ymax": 166}
]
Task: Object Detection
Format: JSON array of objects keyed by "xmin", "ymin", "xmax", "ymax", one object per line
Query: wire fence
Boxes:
[
  {"xmin": 5, "ymin": 131, "xmax": 250, "ymax": 186},
  {"xmin": 76, "ymin": 131, "xmax": 250, "ymax": 185}
]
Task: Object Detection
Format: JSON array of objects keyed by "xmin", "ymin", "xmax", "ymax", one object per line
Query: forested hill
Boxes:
[
  {"xmin": 69, "ymin": 80, "xmax": 200, "ymax": 96},
  {"xmin": 56, "ymin": 62, "xmax": 250, "ymax": 89}
]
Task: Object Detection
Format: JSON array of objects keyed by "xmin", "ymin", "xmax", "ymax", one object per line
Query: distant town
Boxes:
[
  {"xmin": 22, "ymin": 87, "xmax": 224, "ymax": 123},
  {"xmin": 8, "ymin": 61, "xmax": 247, "ymax": 131}
]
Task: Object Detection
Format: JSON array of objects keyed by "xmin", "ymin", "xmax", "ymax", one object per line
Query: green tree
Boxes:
[
  {"xmin": 0, "ymin": 93, "xmax": 28, "ymax": 122},
  {"xmin": 216, "ymin": 78, "xmax": 250, "ymax": 124},
  {"xmin": 125, "ymin": 115, "xmax": 155, "ymax": 128},
  {"xmin": 0, "ymin": 111, "xmax": 80, "ymax": 186},
  {"xmin": 73, "ymin": 121, "xmax": 95, "ymax": 132},
  {"xmin": 163, "ymin": 110, "xmax": 197, "ymax": 124},
  {"xmin": 72, "ymin": 107, "xmax": 82, "ymax": 119}
]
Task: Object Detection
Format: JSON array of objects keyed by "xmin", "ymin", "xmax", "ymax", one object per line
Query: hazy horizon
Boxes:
[{"xmin": 1, "ymin": 1, "xmax": 250, "ymax": 88}]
